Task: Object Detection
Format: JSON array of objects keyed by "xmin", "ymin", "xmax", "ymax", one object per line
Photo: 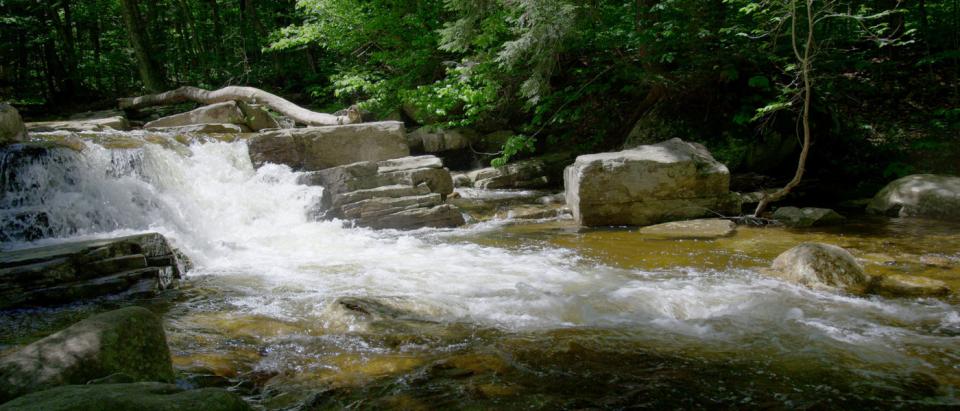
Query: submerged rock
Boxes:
[
  {"xmin": 0, "ymin": 382, "xmax": 251, "ymax": 411},
  {"xmin": 564, "ymin": 138, "xmax": 740, "ymax": 227},
  {"xmin": 768, "ymin": 243, "xmax": 870, "ymax": 293},
  {"xmin": 638, "ymin": 218, "xmax": 736, "ymax": 239},
  {"xmin": 248, "ymin": 121, "xmax": 410, "ymax": 171},
  {"xmin": 870, "ymin": 274, "xmax": 950, "ymax": 298},
  {"xmin": 867, "ymin": 174, "xmax": 960, "ymax": 220},
  {"xmin": 0, "ymin": 307, "xmax": 175, "ymax": 403},
  {"xmin": 299, "ymin": 155, "xmax": 464, "ymax": 230},
  {"xmin": 772, "ymin": 206, "xmax": 846, "ymax": 228},
  {"xmin": 0, "ymin": 233, "xmax": 184, "ymax": 309},
  {"xmin": 0, "ymin": 103, "xmax": 27, "ymax": 145}
]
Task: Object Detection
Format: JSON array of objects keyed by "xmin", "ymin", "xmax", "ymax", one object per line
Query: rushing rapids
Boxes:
[{"xmin": 1, "ymin": 133, "xmax": 959, "ymax": 408}]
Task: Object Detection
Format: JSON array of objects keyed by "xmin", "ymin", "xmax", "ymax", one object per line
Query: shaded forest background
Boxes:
[{"xmin": 1, "ymin": 0, "xmax": 958, "ymax": 202}]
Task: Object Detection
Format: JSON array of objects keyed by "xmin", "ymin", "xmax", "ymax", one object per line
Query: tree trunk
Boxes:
[
  {"xmin": 119, "ymin": 0, "xmax": 168, "ymax": 92},
  {"xmin": 207, "ymin": 0, "xmax": 225, "ymax": 61},
  {"xmin": 118, "ymin": 86, "xmax": 362, "ymax": 126},
  {"xmin": 753, "ymin": 0, "xmax": 815, "ymax": 217}
]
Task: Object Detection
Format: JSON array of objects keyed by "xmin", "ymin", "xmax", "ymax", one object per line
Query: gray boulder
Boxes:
[
  {"xmin": 407, "ymin": 127, "xmax": 473, "ymax": 153},
  {"xmin": 768, "ymin": 243, "xmax": 870, "ymax": 293},
  {"xmin": 248, "ymin": 121, "xmax": 410, "ymax": 171},
  {"xmin": 236, "ymin": 101, "xmax": 280, "ymax": 131},
  {"xmin": 0, "ymin": 233, "xmax": 185, "ymax": 309},
  {"xmin": 772, "ymin": 207, "xmax": 846, "ymax": 228},
  {"xmin": 0, "ymin": 103, "xmax": 27, "ymax": 145},
  {"xmin": 867, "ymin": 174, "xmax": 960, "ymax": 220},
  {"xmin": 0, "ymin": 382, "xmax": 251, "ymax": 411},
  {"xmin": 299, "ymin": 155, "xmax": 463, "ymax": 230},
  {"xmin": 0, "ymin": 307, "xmax": 175, "ymax": 403},
  {"xmin": 464, "ymin": 153, "xmax": 572, "ymax": 189},
  {"xmin": 564, "ymin": 138, "xmax": 740, "ymax": 227},
  {"xmin": 144, "ymin": 101, "xmax": 246, "ymax": 129}
]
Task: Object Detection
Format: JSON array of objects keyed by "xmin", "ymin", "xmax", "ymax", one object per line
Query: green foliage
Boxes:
[{"xmin": 491, "ymin": 134, "xmax": 537, "ymax": 167}]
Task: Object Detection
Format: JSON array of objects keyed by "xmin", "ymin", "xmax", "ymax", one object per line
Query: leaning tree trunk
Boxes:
[{"xmin": 118, "ymin": 86, "xmax": 361, "ymax": 126}]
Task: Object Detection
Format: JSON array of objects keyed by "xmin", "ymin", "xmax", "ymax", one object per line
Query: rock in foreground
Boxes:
[
  {"xmin": 768, "ymin": 243, "xmax": 870, "ymax": 293},
  {"xmin": 0, "ymin": 307, "xmax": 175, "ymax": 403},
  {"xmin": 564, "ymin": 138, "xmax": 740, "ymax": 227},
  {"xmin": 248, "ymin": 121, "xmax": 409, "ymax": 171},
  {"xmin": 867, "ymin": 174, "xmax": 960, "ymax": 220},
  {"xmin": 299, "ymin": 155, "xmax": 464, "ymax": 230},
  {"xmin": 0, "ymin": 233, "xmax": 185, "ymax": 309},
  {"xmin": 0, "ymin": 382, "xmax": 250, "ymax": 411}
]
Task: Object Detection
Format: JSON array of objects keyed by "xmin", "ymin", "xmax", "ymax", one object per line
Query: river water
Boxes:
[{"xmin": 1, "ymin": 135, "xmax": 958, "ymax": 409}]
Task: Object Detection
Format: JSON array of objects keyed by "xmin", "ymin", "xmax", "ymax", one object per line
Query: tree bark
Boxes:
[
  {"xmin": 119, "ymin": 0, "xmax": 168, "ymax": 92},
  {"xmin": 118, "ymin": 86, "xmax": 362, "ymax": 126}
]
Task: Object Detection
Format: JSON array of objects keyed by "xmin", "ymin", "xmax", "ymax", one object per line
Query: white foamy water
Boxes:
[{"xmin": 2, "ymin": 135, "xmax": 958, "ymax": 384}]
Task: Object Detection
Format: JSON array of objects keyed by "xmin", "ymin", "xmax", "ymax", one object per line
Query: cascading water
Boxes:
[{"xmin": 1, "ymin": 133, "xmax": 958, "ymax": 408}]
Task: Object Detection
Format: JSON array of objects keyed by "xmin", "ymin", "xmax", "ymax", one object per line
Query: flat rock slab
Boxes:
[
  {"xmin": 638, "ymin": 218, "xmax": 736, "ymax": 239},
  {"xmin": 26, "ymin": 116, "xmax": 130, "ymax": 132},
  {"xmin": 0, "ymin": 233, "xmax": 184, "ymax": 309},
  {"xmin": 248, "ymin": 121, "xmax": 409, "ymax": 171}
]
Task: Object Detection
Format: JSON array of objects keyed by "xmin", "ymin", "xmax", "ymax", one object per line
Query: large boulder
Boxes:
[
  {"xmin": 564, "ymin": 138, "xmax": 740, "ymax": 226},
  {"xmin": 867, "ymin": 174, "xmax": 960, "ymax": 220},
  {"xmin": 0, "ymin": 233, "xmax": 185, "ymax": 309},
  {"xmin": 0, "ymin": 103, "xmax": 27, "ymax": 145},
  {"xmin": 248, "ymin": 121, "xmax": 410, "ymax": 171},
  {"xmin": 298, "ymin": 155, "xmax": 464, "ymax": 230},
  {"xmin": 0, "ymin": 382, "xmax": 251, "ymax": 411},
  {"xmin": 0, "ymin": 307, "xmax": 175, "ymax": 403},
  {"xmin": 772, "ymin": 206, "xmax": 846, "ymax": 228},
  {"xmin": 768, "ymin": 243, "xmax": 871, "ymax": 293}
]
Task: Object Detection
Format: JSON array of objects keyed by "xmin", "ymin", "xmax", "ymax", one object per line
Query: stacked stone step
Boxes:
[
  {"xmin": 298, "ymin": 155, "xmax": 465, "ymax": 230},
  {"xmin": 0, "ymin": 233, "xmax": 186, "ymax": 309}
]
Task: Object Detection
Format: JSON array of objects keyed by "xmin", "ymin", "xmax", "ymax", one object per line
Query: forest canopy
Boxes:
[{"xmin": 0, "ymin": 0, "xmax": 958, "ymax": 195}]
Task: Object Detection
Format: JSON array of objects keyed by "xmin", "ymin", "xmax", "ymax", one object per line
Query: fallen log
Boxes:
[{"xmin": 118, "ymin": 86, "xmax": 361, "ymax": 126}]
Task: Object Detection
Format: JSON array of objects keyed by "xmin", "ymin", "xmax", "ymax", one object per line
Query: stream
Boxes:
[{"xmin": 1, "ymin": 134, "xmax": 959, "ymax": 409}]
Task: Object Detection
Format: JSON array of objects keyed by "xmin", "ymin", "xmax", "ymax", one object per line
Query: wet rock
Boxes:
[
  {"xmin": 919, "ymin": 254, "xmax": 954, "ymax": 268},
  {"xmin": 638, "ymin": 218, "xmax": 736, "ymax": 239},
  {"xmin": 68, "ymin": 109, "xmax": 125, "ymax": 121},
  {"xmin": 25, "ymin": 116, "xmax": 130, "ymax": 132},
  {"xmin": 144, "ymin": 101, "xmax": 246, "ymax": 130},
  {"xmin": 564, "ymin": 138, "xmax": 741, "ymax": 227},
  {"xmin": 248, "ymin": 121, "xmax": 409, "ymax": 171},
  {"xmin": 0, "ymin": 382, "xmax": 251, "ymax": 411},
  {"xmin": 768, "ymin": 243, "xmax": 870, "ymax": 293},
  {"xmin": 0, "ymin": 103, "xmax": 27, "ymax": 145},
  {"xmin": 299, "ymin": 155, "xmax": 464, "ymax": 230},
  {"xmin": 465, "ymin": 153, "xmax": 572, "ymax": 190},
  {"xmin": 0, "ymin": 307, "xmax": 175, "ymax": 403},
  {"xmin": 494, "ymin": 204, "xmax": 568, "ymax": 221},
  {"xmin": 870, "ymin": 274, "xmax": 950, "ymax": 298},
  {"xmin": 146, "ymin": 123, "xmax": 250, "ymax": 133},
  {"xmin": 236, "ymin": 101, "xmax": 280, "ymax": 131},
  {"xmin": 867, "ymin": 174, "xmax": 960, "ymax": 220},
  {"xmin": 0, "ymin": 233, "xmax": 184, "ymax": 309},
  {"xmin": 772, "ymin": 207, "xmax": 846, "ymax": 228},
  {"xmin": 452, "ymin": 172, "xmax": 471, "ymax": 187}
]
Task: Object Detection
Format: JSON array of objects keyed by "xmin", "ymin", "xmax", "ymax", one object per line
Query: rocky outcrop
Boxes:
[
  {"xmin": 463, "ymin": 153, "xmax": 572, "ymax": 189},
  {"xmin": 0, "ymin": 103, "xmax": 27, "ymax": 145},
  {"xmin": 867, "ymin": 174, "xmax": 960, "ymax": 220},
  {"xmin": 144, "ymin": 101, "xmax": 279, "ymax": 132},
  {"xmin": 772, "ymin": 207, "xmax": 846, "ymax": 228},
  {"xmin": 638, "ymin": 219, "xmax": 737, "ymax": 239},
  {"xmin": 768, "ymin": 243, "xmax": 870, "ymax": 293},
  {"xmin": 0, "ymin": 307, "xmax": 175, "ymax": 403},
  {"xmin": 25, "ymin": 116, "xmax": 131, "ymax": 132},
  {"xmin": 564, "ymin": 138, "xmax": 741, "ymax": 227},
  {"xmin": 0, "ymin": 382, "xmax": 251, "ymax": 411},
  {"xmin": 298, "ymin": 155, "xmax": 464, "ymax": 229},
  {"xmin": 0, "ymin": 233, "xmax": 185, "ymax": 309},
  {"xmin": 248, "ymin": 121, "xmax": 410, "ymax": 171}
]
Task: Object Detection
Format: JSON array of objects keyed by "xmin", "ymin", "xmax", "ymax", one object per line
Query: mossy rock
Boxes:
[{"xmin": 0, "ymin": 382, "xmax": 251, "ymax": 411}]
